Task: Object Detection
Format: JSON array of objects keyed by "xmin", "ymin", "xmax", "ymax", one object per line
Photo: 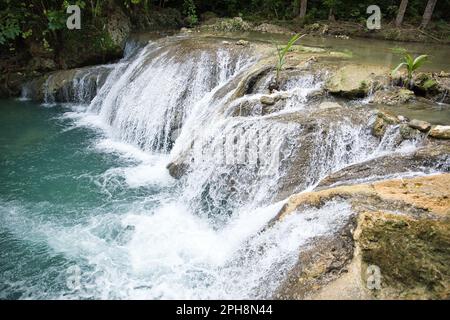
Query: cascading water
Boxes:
[{"xmin": 2, "ymin": 36, "xmax": 438, "ymax": 299}]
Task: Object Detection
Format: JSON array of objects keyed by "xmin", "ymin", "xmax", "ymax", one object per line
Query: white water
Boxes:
[{"xmin": 10, "ymin": 37, "xmax": 434, "ymax": 299}]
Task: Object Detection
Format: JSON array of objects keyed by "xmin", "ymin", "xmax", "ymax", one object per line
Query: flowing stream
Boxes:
[{"xmin": 0, "ymin": 36, "xmax": 441, "ymax": 299}]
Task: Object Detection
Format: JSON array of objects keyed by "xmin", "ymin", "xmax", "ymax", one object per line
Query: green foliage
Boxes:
[
  {"xmin": 274, "ymin": 33, "xmax": 304, "ymax": 86},
  {"xmin": 183, "ymin": 0, "xmax": 198, "ymax": 26},
  {"xmin": 46, "ymin": 10, "xmax": 66, "ymax": 31},
  {"xmin": 392, "ymin": 52, "xmax": 429, "ymax": 87},
  {"xmin": 423, "ymin": 78, "xmax": 437, "ymax": 90},
  {"xmin": 0, "ymin": 13, "xmax": 21, "ymax": 45}
]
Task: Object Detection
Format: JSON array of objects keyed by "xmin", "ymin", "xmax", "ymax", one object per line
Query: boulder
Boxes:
[
  {"xmin": 325, "ymin": 65, "xmax": 388, "ymax": 99},
  {"xmin": 408, "ymin": 119, "xmax": 431, "ymax": 132},
  {"xmin": 371, "ymin": 88, "xmax": 414, "ymax": 105},
  {"xmin": 429, "ymin": 125, "xmax": 450, "ymax": 139},
  {"xmin": 371, "ymin": 110, "xmax": 399, "ymax": 137},
  {"xmin": 260, "ymin": 95, "xmax": 276, "ymax": 105},
  {"xmin": 236, "ymin": 40, "xmax": 250, "ymax": 46},
  {"xmin": 275, "ymin": 174, "xmax": 450, "ymax": 300}
]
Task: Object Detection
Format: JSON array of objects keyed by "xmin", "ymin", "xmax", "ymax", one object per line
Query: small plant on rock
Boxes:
[
  {"xmin": 392, "ymin": 52, "xmax": 429, "ymax": 88},
  {"xmin": 273, "ymin": 33, "xmax": 305, "ymax": 90}
]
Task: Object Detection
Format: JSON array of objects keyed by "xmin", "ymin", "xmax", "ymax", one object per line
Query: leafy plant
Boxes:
[
  {"xmin": 274, "ymin": 33, "xmax": 305, "ymax": 88},
  {"xmin": 0, "ymin": 14, "xmax": 21, "ymax": 45},
  {"xmin": 183, "ymin": 0, "xmax": 198, "ymax": 26},
  {"xmin": 392, "ymin": 52, "xmax": 428, "ymax": 87},
  {"xmin": 46, "ymin": 9, "xmax": 66, "ymax": 31}
]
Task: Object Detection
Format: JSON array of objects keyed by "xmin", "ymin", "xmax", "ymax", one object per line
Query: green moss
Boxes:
[{"xmin": 359, "ymin": 213, "xmax": 450, "ymax": 299}]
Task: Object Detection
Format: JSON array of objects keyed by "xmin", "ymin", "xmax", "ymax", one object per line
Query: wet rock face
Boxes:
[
  {"xmin": 276, "ymin": 218, "xmax": 357, "ymax": 300},
  {"xmin": 273, "ymin": 108, "xmax": 386, "ymax": 200},
  {"xmin": 23, "ymin": 66, "xmax": 113, "ymax": 103},
  {"xmin": 275, "ymin": 174, "xmax": 450, "ymax": 300},
  {"xmin": 315, "ymin": 143, "xmax": 450, "ymax": 189}
]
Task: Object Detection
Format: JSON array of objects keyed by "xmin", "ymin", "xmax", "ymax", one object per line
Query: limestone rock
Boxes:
[
  {"xmin": 260, "ymin": 95, "xmax": 276, "ymax": 105},
  {"xmin": 371, "ymin": 110, "xmax": 399, "ymax": 137},
  {"xmin": 325, "ymin": 65, "xmax": 388, "ymax": 99},
  {"xmin": 105, "ymin": 4, "xmax": 131, "ymax": 49},
  {"xmin": 371, "ymin": 88, "xmax": 414, "ymax": 105},
  {"xmin": 254, "ymin": 23, "xmax": 292, "ymax": 34},
  {"xmin": 275, "ymin": 174, "xmax": 450, "ymax": 300},
  {"xmin": 408, "ymin": 119, "xmax": 431, "ymax": 132},
  {"xmin": 236, "ymin": 39, "xmax": 250, "ymax": 46},
  {"xmin": 429, "ymin": 125, "xmax": 450, "ymax": 139}
]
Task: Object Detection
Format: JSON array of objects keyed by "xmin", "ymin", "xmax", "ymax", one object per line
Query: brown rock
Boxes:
[
  {"xmin": 429, "ymin": 125, "xmax": 450, "ymax": 139},
  {"xmin": 275, "ymin": 174, "xmax": 450, "ymax": 300},
  {"xmin": 408, "ymin": 119, "xmax": 431, "ymax": 132}
]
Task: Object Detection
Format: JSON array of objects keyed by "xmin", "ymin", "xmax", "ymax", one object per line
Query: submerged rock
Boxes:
[{"xmin": 167, "ymin": 161, "xmax": 189, "ymax": 179}]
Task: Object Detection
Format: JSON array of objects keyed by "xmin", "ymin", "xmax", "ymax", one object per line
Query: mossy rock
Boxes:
[
  {"xmin": 371, "ymin": 110, "xmax": 399, "ymax": 137},
  {"xmin": 325, "ymin": 65, "xmax": 388, "ymax": 99},
  {"xmin": 358, "ymin": 212, "xmax": 450, "ymax": 299}
]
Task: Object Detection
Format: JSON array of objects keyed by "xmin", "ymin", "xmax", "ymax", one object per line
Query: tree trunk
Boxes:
[
  {"xmin": 299, "ymin": 0, "xmax": 307, "ymax": 19},
  {"xmin": 395, "ymin": 0, "xmax": 408, "ymax": 28},
  {"xmin": 328, "ymin": 8, "xmax": 335, "ymax": 22},
  {"xmin": 420, "ymin": 0, "xmax": 437, "ymax": 29}
]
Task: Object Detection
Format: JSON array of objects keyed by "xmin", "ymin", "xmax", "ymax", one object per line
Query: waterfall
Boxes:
[
  {"xmin": 89, "ymin": 40, "xmax": 255, "ymax": 152},
  {"xmin": 14, "ymin": 36, "xmax": 437, "ymax": 299}
]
